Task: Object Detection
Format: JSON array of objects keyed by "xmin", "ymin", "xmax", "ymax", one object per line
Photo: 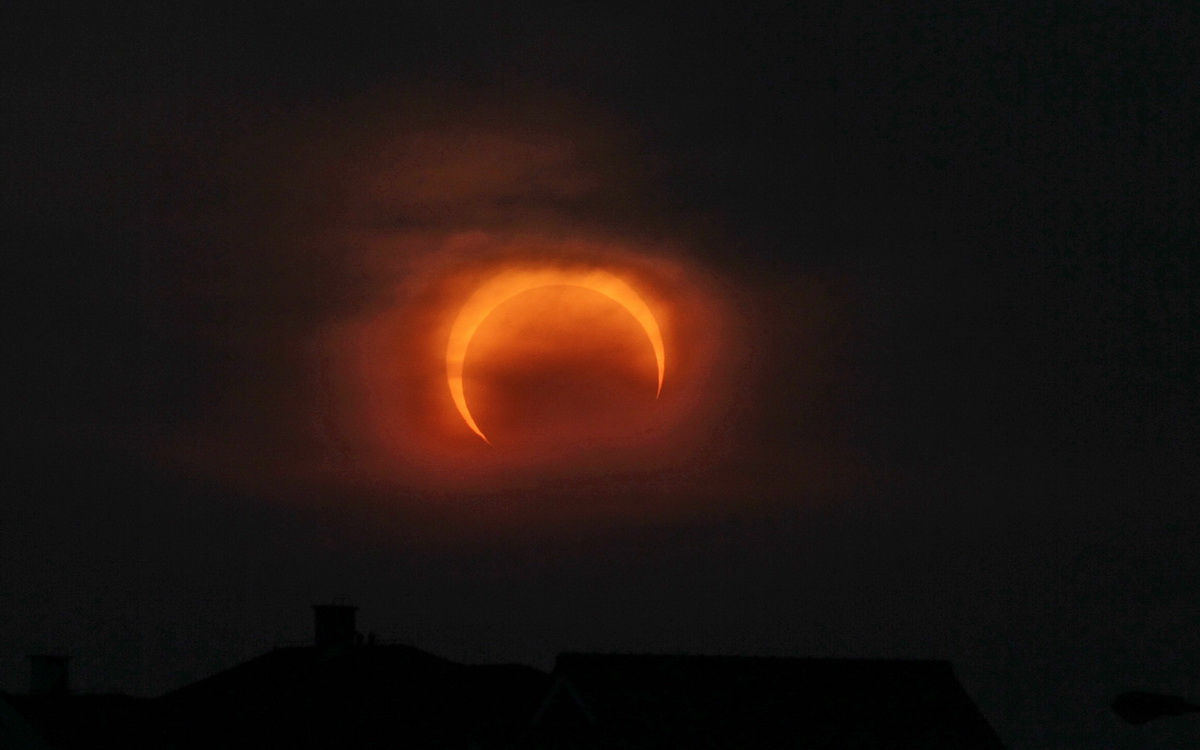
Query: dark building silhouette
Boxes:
[
  {"xmin": 2, "ymin": 692, "xmax": 148, "ymax": 749},
  {"xmin": 154, "ymin": 641, "xmax": 549, "ymax": 749},
  {"xmin": 0, "ymin": 693, "xmax": 50, "ymax": 749},
  {"xmin": 1, "ymin": 608, "xmax": 1006, "ymax": 748},
  {"xmin": 3, "ymin": 651, "xmax": 148, "ymax": 748},
  {"xmin": 522, "ymin": 652, "xmax": 1006, "ymax": 749}
]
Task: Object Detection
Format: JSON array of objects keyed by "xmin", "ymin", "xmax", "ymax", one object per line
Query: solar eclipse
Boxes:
[{"xmin": 446, "ymin": 267, "xmax": 666, "ymax": 444}]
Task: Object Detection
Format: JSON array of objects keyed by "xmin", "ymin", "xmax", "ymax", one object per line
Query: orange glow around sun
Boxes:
[
  {"xmin": 141, "ymin": 93, "xmax": 865, "ymax": 533},
  {"xmin": 447, "ymin": 267, "xmax": 666, "ymax": 444},
  {"xmin": 317, "ymin": 233, "xmax": 743, "ymax": 500}
]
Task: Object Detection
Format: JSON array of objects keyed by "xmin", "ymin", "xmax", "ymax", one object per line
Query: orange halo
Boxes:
[{"xmin": 446, "ymin": 268, "xmax": 666, "ymax": 444}]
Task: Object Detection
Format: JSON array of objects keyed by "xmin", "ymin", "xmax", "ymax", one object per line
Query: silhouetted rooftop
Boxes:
[
  {"xmin": 2, "ymin": 646, "xmax": 1006, "ymax": 748},
  {"xmin": 3, "ymin": 693, "xmax": 149, "ymax": 749},
  {"xmin": 157, "ymin": 643, "xmax": 550, "ymax": 749},
  {"xmin": 527, "ymin": 653, "xmax": 1006, "ymax": 749}
]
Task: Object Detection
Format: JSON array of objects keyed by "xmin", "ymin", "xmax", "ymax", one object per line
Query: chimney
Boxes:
[
  {"xmin": 312, "ymin": 604, "xmax": 358, "ymax": 647},
  {"xmin": 29, "ymin": 655, "xmax": 69, "ymax": 695}
]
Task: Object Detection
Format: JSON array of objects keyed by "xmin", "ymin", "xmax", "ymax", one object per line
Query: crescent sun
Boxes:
[{"xmin": 446, "ymin": 268, "xmax": 665, "ymax": 444}]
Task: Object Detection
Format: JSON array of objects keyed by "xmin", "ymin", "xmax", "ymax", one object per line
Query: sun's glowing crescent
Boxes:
[{"xmin": 447, "ymin": 268, "xmax": 665, "ymax": 444}]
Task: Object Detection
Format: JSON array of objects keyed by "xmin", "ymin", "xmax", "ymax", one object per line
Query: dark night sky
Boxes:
[{"xmin": 5, "ymin": 2, "xmax": 1198, "ymax": 748}]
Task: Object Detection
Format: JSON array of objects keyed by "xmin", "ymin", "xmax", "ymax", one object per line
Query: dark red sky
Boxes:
[{"xmin": 6, "ymin": 3, "xmax": 1198, "ymax": 748}]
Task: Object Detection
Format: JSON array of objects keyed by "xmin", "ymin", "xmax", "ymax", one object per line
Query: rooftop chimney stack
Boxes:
[
  {"xmin": 29, "ymin": 655, "xmax": 69, "ymax": 695},
  {"xmin": 313, "ymin": 604, "xmax": 358, "ymax": 647}
]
